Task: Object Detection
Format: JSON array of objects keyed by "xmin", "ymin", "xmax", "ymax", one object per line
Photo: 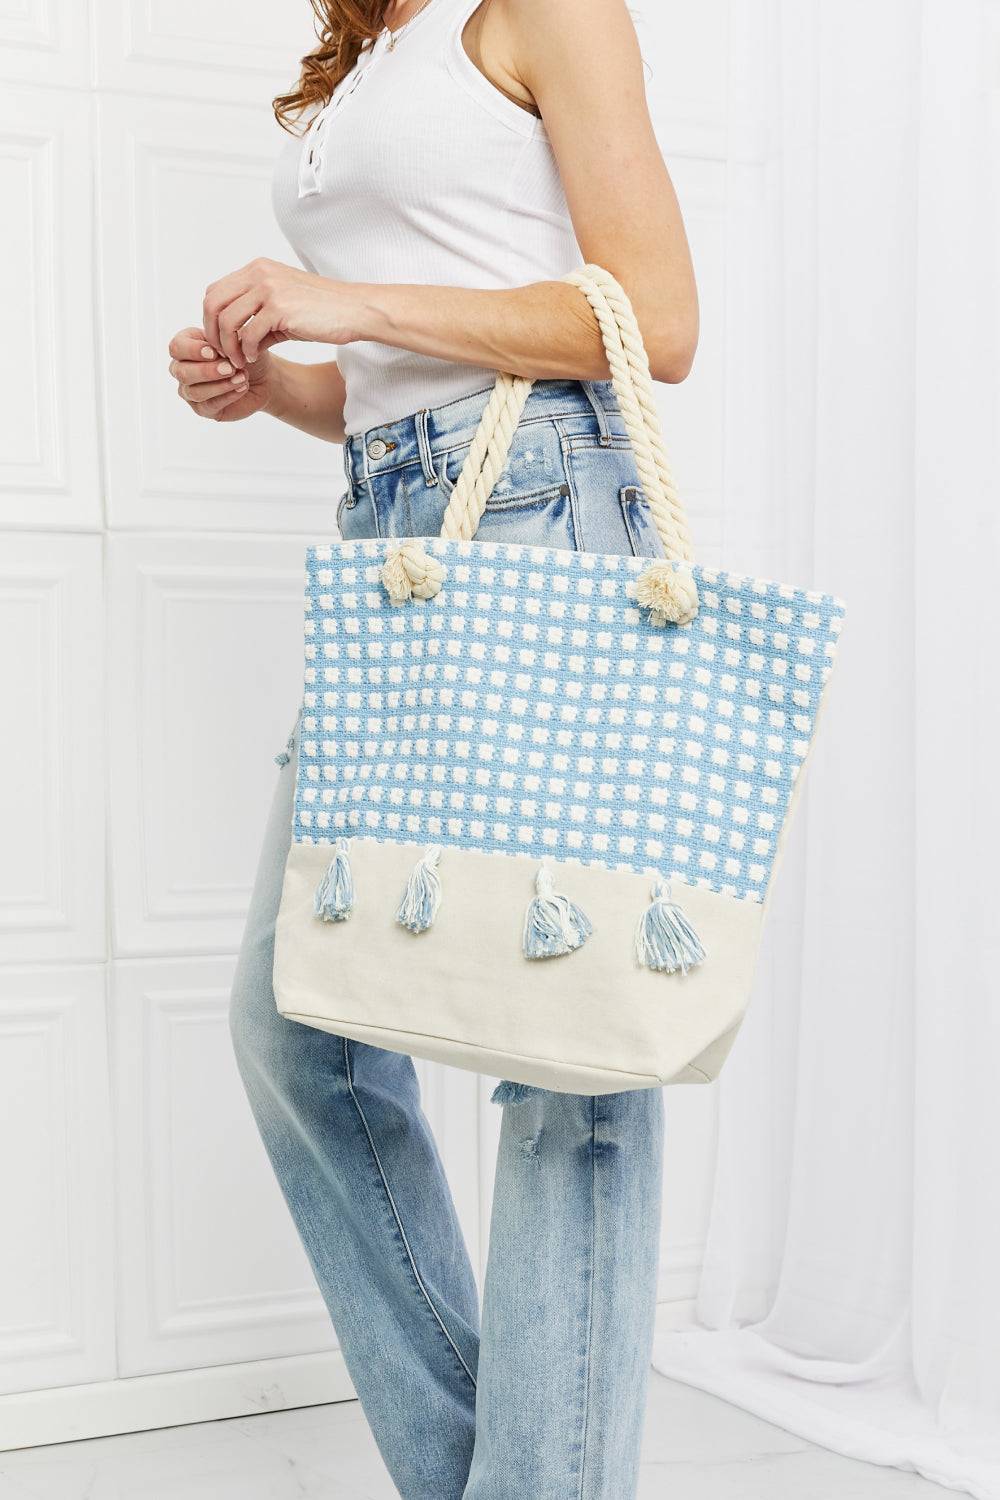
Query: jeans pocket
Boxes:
[
  {"xmin": 619, "ymin": 485, "xmax": 667, "ymax": 559},
  {"xmin": 473, "ymin": 484, "xmax": 577, "ymax": 549},
  {"xmin": 434, "ymin": 421, "xmax": 577, "ymax": 550}
]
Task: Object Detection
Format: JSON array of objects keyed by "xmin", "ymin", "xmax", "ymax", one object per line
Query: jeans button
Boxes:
[{"xmin": 367, "ymin": 437, "xmax": 388, "ymax": 461}]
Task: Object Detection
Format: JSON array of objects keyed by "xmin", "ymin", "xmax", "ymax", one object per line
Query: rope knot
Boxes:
[
  {"xmin": 380, "ymin": 542, "xmax": 446, "ymax": 604},
  {"xmin": 635, "ymin": 559, "xmax": 699, "ymax": 627}
]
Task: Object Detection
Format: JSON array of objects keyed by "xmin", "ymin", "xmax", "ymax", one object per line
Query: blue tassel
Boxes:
[
  {"xmin": 274, "ymin": 708, "xmax": 302, "ymax": 766},
  {"xmin": 273, "ymin": 727, "xmax": 296, "ymax": 766},
  {"xmin": 313, "ymin": 839, "xmax": 354, "ymax": 922},
  {"xmin": 635, "ymin": 877, "xmax": 706, "ymax": 974},
  {"xmin": 490, "ymin": 1081, "xmax": 541, "ymax": 1105},
  {"xmin": 396, "ymin": 845, "xmax": 443, "ymax": 933},
  {"xmin": 522, "ymin": 862, "xmax": 592, "ymax": 959}
]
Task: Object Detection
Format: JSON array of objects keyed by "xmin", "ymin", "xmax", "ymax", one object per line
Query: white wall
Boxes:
[{"xmin": 0, "ymin": 0, "xmax": 732, "ymax": 1446}]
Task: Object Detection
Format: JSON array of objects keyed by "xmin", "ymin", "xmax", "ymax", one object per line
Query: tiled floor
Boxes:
[{"xmin": 0, "ymin": 1373, "xmax": 951, "ymax": 1499}]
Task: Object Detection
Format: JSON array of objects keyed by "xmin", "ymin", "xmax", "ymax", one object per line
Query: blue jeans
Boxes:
[{"xmin": 229, "ymin": 379, "xmax": 665, "ymax": 1500}]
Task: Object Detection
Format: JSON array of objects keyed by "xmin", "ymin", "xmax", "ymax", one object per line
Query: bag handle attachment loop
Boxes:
[{"xmin": 380, "ymin": 265, "xmax": 698, "ymax": 624}]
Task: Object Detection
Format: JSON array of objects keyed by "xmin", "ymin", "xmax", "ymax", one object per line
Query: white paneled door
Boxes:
[
  {"xmin": 0, "ymin": 0, "xmax": 89, "ymax": 86},
  {"xmin": 0, "ymin": 967, "xmax": 115, "ymax": 1398},
  {"xmin": 0, "ymin": 89, "xmax": 101, "ymax": 530},
  {"xmin": 106, "ymin": 533, "xmax": 311, "ymax": 956},
  {"xmin": 93, "ymin": 0, "xmax": 316, "ymax": 104},
  {"xmin": 0, "ymin": 0, "xmax": 731, "ymax": 1452},
  {"xmin": 0, "ymin": 535, "xmax": 104, "ymax": 964}
]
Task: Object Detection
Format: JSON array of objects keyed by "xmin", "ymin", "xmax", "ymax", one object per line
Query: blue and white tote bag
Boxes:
[{"xmin": 272, "ymin": 266, "xmax": 846, "ymax": 1094}]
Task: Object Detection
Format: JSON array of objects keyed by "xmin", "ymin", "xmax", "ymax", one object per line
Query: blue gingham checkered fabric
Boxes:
[{"xmin": 294, "ymin": 539, "xmax": 845, "ymax": 903}]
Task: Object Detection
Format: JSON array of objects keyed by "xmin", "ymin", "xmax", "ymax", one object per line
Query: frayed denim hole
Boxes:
[{"xmin": 490, "ymin": 1080, "xmax": 541, "ymax": 1106}]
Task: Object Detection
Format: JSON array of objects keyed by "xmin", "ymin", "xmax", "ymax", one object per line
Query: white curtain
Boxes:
[{"xmin": 654, "ymin": 3, "xmax": 1000, "ymax": 1496}]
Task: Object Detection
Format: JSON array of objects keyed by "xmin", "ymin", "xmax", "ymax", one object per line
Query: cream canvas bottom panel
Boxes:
[{"xmin": 273, "ymin": 842, "xmax": 765, "ymax": 1094}]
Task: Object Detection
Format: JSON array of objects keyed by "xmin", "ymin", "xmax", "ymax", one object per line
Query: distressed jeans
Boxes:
[{"xmin": 229, "ymin": 379, "xmax": 665, "ymax": 1499}]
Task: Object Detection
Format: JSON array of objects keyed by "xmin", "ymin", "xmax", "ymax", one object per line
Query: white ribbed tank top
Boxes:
[{"xmin": 271, "ymin": 0, "xmax": 582, "ymax": 436}]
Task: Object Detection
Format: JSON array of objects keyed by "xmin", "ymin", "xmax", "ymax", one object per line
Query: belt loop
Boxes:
[
  {"xmin": 581, "ymin": 380, "xmax": 612, "ymax": 444},
  {"xmin": 415, "ymin": 407, "xmax": 437, "ymax": 486}
]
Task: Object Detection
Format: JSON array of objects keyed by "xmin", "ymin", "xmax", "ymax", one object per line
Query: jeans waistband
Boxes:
[{"xmin": 342, "ymin": 378, "xmax": 625, "ymax": 488}]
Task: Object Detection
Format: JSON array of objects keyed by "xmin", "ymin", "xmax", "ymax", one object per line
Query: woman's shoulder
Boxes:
[
  {"xmin": 487, "ymin": 0, "xmax": 640, "ymax": 97},
  {"xmin": 493, "ymin": 0, "xmax": 634, "ymax": 35}
]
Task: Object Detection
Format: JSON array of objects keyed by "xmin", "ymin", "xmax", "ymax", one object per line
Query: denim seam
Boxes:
[
  {"xmin": 619, "ymin": 485, "xmax": 645, "ymax": 557},
  {"xmin": 365, "ymin": 476, "xmax": 382, "ymax": 537},
  {"xmin": 425, "ymin": 378, "xmax": 603, "ymax": 420},
  {"xmin": 562, "ymin": 432, "xmax": 631, "ymax": 452},
  {"xmin": 557, "ymin": 427, "xmax": 586, "ymax": 552},
  {"xmin": 432, "ymin": 410, "xmax": 598, "ymax": 443},
  {"xmin": 576, "ymin": 1095, "xmax": 598, "ymax": 1500},
  {"xmin": 436, "ymin": 470, "xmax": 572, "ymax": 513},
  {"xmin": 341, "ymin": 1037, "xmax": 479, "ymax": 1391},
  {"xmin": 478, "ymin": 484, "xmax": 571, "ymax": 513}
]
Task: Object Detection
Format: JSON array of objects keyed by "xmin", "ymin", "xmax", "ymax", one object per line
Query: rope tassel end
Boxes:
[
  {"xmin": 381, "ymin": 542, "xmax": 446, "ymax": 604},
  {"xmin": 635, "ymin": 559, "xmax": 699, "ymax": 627}
]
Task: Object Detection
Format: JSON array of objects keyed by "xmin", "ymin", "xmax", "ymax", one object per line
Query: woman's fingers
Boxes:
[
  {"xmin": 177, "ymin": 372, "xmax": 249, "ymax": 403},
  {"xmin": 203, "ymin": 268, "xmax": 256, "ymax": 361},
  {"xmin": 168, "ymin": 328, "xmax": 219, "ymax": 363},
  {"xmin": 245, "ymin": 327, "xmax": 287, "ymax": 359},
  {"xmin": 188, "ymin": 388, "xmax": 248, "ymax": 420},
  {"xmin": 167, "ymin": 324, "xmax": 249, "ymax": 420},
  {"xmin": 215, "ymin": 289, "xmax": 263, "ymax": 369},
  {"xmin": 237, "ymin": 309, "xmax": 283, "ymax": 365},
  {"xmin": 169, "ymin": 356, "xmax": 246, "ymax": 387}
]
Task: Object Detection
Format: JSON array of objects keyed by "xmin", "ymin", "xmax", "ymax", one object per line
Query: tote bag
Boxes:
[{"xmin": 272, "ymin": 265, "xmax": 846, "ymax": 1094}]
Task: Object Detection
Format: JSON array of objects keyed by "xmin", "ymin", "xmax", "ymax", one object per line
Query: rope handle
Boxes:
[
  {"xmin": 380, "ymin": 264, "xmax": 699, "ymax": 625},
  {"xmin": 438, "ymin": 264, "xmax": 695, "ymax": 563}
]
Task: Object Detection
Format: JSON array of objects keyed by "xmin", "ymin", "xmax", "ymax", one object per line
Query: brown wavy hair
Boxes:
[{"xmin": 274, "ymin": 1, "xmax": 392, "ymax": 133}]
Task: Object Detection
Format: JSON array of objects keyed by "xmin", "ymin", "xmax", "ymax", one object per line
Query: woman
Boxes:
[{"xmin": 168, "ymin": 1, "xmax": 697, "ymax": 1494}]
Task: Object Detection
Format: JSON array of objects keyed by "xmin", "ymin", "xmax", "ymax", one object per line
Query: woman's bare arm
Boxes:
[
  {"xmin": 202, "ymin": 0, "xmax": 697, "ymax": 387},
  {"xmin": 266, "ymin": 356, "xmax": 348, "ymax": 442},
  {"xmin": 352, "ymin": 0, "xmax": 699, "ymax": 384}
]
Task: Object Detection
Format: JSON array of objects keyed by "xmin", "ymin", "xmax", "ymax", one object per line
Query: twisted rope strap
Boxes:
[{"xmin": 382, "ymin": 264, "xmax": 698, "ymax": 624}]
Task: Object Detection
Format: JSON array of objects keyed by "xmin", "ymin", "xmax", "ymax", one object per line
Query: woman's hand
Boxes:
[
  {"xmin": 201, "ymin": 259, "xmax": 360, "ymax": 370},
  {"xmin": 168, "ymin": 328, "xmax": 273, "ymax": 421}
]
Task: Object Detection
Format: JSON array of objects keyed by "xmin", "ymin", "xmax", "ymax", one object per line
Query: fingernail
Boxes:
[
  {"xmin": 201, "ymin": 346, "xmax": 215, "ymax": 358},
  {"xmin": 217, "ymin": 362, "xmax": 233, "ymax": 376},
  {"xmin": 232, "ymin": 375, "xmax": 247, "ymax": 387},
  {"xmin": 246, "ymin": 354, "xmax": 257, "ymax": 364}
]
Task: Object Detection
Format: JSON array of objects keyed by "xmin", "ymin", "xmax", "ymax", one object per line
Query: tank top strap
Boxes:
[{"xmin": 399, "ymin": 0, "xmax": 479, "ymax": 46}]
